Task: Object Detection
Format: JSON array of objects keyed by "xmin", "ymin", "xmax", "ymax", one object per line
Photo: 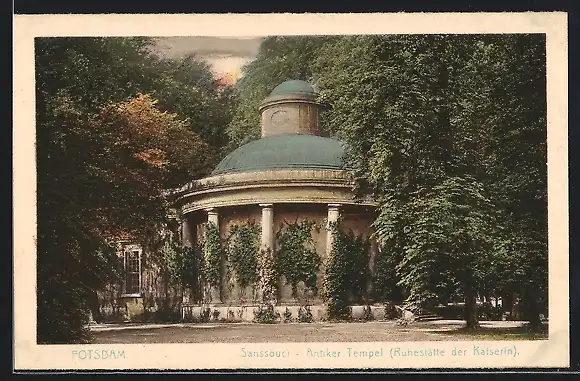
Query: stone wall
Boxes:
[
  {"xmin": 189, "ymin": 203, "xmax": 376, "ymax": 305},
  {"xmin": 261, "ymin": 103, "xmax": 321, "ymax": 137},
  {"xmin": 97, "ymin": 203, "xmax": 377, "ymax": 322}
]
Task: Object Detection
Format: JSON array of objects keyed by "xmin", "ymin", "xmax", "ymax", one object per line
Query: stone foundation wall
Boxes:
[{"xmin": 181, "ymin": 303, "xmax": 397, "ymax": 323}]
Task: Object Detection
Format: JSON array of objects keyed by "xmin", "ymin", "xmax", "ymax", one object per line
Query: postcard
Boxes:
[{"xmin": 13, "ymin": 12, "xmax": 569, "ymax": 370}]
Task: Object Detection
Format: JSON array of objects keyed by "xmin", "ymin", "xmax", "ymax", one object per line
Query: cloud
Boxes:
[{"xmin": 153, "ymin": 36, "xmax": 263, "ymax": 59}]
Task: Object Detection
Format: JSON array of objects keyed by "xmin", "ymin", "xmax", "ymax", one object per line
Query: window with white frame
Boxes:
[{"xmin": 121, "ymin": 244, "xmax": 142, "ymax": 296}]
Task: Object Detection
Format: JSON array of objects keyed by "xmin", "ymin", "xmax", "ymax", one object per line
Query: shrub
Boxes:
[
  {"xmin": 298, "ymin": 305, "xmax": 314, "ymax": 323},
  {"xmin": 324, "ymin": 296, "xmax": 352, "ymax": 321},
  {"xmin": 384, "ymin": 302, "xmax": 399, "ymax": 320},
  {"xmin": 154, "ymin": 305, "xmax": 181, "ymax": 323},
  {"xmin": 199, "ymin": 307, "xmax": 211, "ymax": 323},
  {"xmin": 363, "ymin": 305, "xmax": 374, "ymax": 321},
  {"xmin": 237, "ymin": 306, "xmax": 246, "ymax": 321},
  {"xmin": 253, "ymin": 304, "xmax": 279, "ymax": 324},
  {"xmin": 283, "ymin": 307, "xmax": 293, "ymax": 323}
]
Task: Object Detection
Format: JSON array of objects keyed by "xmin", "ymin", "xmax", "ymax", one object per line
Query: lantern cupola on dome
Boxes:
[{"xmin": 211, "ymin": 80, "xmax": 341, "ymax": 176}]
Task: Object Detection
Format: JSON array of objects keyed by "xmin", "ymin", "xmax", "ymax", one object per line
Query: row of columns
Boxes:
[
  {"xmin": 180, "ymin": 203, "xmax": 343, "ymax": 304},
  {"xmin": 183, "ymin": 203, "xmax": 342, "ymax": 255}
]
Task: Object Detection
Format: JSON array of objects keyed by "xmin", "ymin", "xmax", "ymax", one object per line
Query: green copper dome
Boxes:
[
  {"xmin": 270, "ymin": 80, "xmax": 317, "ymax": 96},
  {"xmin": 212, "ymin": 135, "xmax": 345, "ymax": 175}
]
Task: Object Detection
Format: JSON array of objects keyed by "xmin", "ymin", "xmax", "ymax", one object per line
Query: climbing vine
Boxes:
[
  {"xmin": 323, "ymin": 218, "xmax": 371, "ymax": 320},
  {"xmin": 226, "ymin": 221, "xmax": 260, "ymax": 290},
  {"xmin": 203, "ymin": 222, "xmax": 224, "ymax": 289},
  {"xmin": 275, "ymin": 220, "xmax": 321, "ymax": 298},
  {"xmin": 259, "ymin": 248, "xmax": 278, "ymax": 304},
  {"xmin": 160, "ymin": 241, "xmax": 200, "ymax": 288},
  {"xmin": 373, "ymin": 245, "xmax": 404, "ymax": 304}
]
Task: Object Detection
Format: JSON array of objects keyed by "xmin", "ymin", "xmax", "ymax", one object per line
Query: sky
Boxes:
[{"xmin": 153, "ymin": 37, "xmax": 264, "ymax": 84}]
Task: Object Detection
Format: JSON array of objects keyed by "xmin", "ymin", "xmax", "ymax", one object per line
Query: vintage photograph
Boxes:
[
  {"xmin": 35, "ymin": 33, "xmax": 549, "ymax": 344},
  {"xmin": 14, "ymin": 12, "xmax": 568, "ymax": 370}
]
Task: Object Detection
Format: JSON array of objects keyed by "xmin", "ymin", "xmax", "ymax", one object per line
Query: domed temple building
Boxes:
[{"xmin": 97, "ymin": 80, "xmax": 380, "ymax": 322}]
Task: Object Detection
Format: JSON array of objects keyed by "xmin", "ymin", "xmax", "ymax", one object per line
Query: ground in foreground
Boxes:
[{"xmin": 91, "ymin": 320, "xmax": 548, "ymax": 344}]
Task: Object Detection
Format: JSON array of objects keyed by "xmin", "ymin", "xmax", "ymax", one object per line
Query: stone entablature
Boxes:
[
  {"xmin": 173, "ymin": 169, "xmax": 376, "ymax": 213},
  {"xmin": 177, "ymin": 169, "xmax": 351, "ymax": 192}
]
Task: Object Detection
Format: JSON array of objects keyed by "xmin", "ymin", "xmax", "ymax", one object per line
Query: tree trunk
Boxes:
[
  {"xmin": 87, "ymin": 290, "xmax": 102, "ymax": 323},
  {"xmin": 502, "ymin": 291, "xmax": 513, "ymax": 315},
  {"xmin": 521, "ymin": 286, "xmax": 542, "ymax": 331},
  {"xmin": 464, "ymin": 285, "xmax": 480, "ymax": 330}
]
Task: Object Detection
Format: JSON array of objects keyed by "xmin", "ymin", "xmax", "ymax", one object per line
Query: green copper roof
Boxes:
[
  {"xmin": 212, "ymin": 135, "xmax": 345, "ymax": 175},
  {"xmin": 270, "ymin": 80, "xmax": 317, "ymax": 96}
]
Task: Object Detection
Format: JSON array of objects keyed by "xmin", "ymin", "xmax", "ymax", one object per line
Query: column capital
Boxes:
[
  {"xmin": 259, "ymin": 203, "xmax": 274, "ymax": 208},
  {"xmin": 205, "ymin": 207, "xmax": 218, "ymax": 214},
  {"xmin": 328, "ymin": 203, "xmax": 342, "ymax": 209}
]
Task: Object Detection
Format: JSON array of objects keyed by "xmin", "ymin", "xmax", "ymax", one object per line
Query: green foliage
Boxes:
[
  {"xmin": 363, "ymin": 305, "xmax": 375, "ymax": 322},
  {"xmin": 283, "ymin": 307, "xmax": 293, "ymax": 323},
  {"xmin": 397, "ymin": 177, "xmax": 497, "ymax": 308},
  {"xmin": 160, "ymin": 241, "xmax": 200, "ymax": 288},
  {"xmin": 310, "ymin": 34, "xmax": 547, "ymax": 328},
  {"xmin": 322, "ymin": 219, "xmax": 371, "ymax": 320},
  {"xmin": 203, "ymin": 222, "xmax": 224, "ymax": 289},
  {"xmin": 37, "ymin": 281, "xmax": 94, "ymax": 344},
  {"xmin": 226, "ymin": 36, "xmax": 337, "ymax": 148},
  {"xmin": 297, "ymin": 305, "xmax": 314, "ymax": 323},
  {"xmin": 226, "ymin": 221, "xmax": 260, "ymax": 289},
  {"xmin": 383, "ymin": 302, "xmax": 399, "ymax": 320},
  {"xmin": 373, "ymin": 245, "xmax": 404, "ymax": 304},
  {"xmin": 153, "ymin": 306, "xmax": 182, "ymax": 323},
  {"xmin": 324, "ymin": 298, "xmax": 352, "ymax": 322},
  {"xmin": 259, "ymin": 248, "xmax": 278, "ymax": 304},
  {"xmin": 275, "ymin": 220, "xmax": 321, "ymax": 298},
  {"xmin": 200, "ymin": 307, "xmax": 211, "ymax": 323},
  {"xmin": 323, "ymin": 219, "xmax": 371, "ymax": 302},
  {"xmin": 36, "ymin": 36, "xmax": 235, "ymax": 342},
  {"xmin": 253, "ymin": 304, "xmax": 280, "ymax": 324},
  {"xmin": 150, "ymin": 53, "xmax": 237, "ymax": 165}
]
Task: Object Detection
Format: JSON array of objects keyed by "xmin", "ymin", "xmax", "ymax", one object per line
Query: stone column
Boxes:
[
  {"xmin": 260, "ymin": 204, "xmax": 274, "ymax": 252},
  {"xmin": 326, "ymin": 204, "xmax": 341, "ymax": 258},
  {"xmin": 205, "ymin": 207, "xmax": 222, "ymax": 304},
  {"xmin": 207, "ymin": 207, "xmax": 219, "ymax": 227},
  {"xmin": 180, "ymin": 214, "xmax": 193, "ymax": 304},
  {"xmin": 181, "ymin": 214, "xmax": 193, "ymax": 248},
  {"xmin": 259, "ymin": 203, "xmax": 275, "ymax": 304}
]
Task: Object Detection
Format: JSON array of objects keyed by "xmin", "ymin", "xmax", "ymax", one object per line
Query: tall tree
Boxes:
[
  {"xmin": 35, "ymin": 37, "xmax": 226, "ymax": 343},
  {"xmin": 312, "ymin": 34, "xmax": 547, "ymax": 329},
  {"xmin": 149, "ymin": 53, "xmax": 236, "ymax": 164}
]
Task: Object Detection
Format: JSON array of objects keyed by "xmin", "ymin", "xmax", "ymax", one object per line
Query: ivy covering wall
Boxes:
[
  {"xmin": 226, "ymin": 221, "xmax": 260, "ymax": 298},
  {"xmin": 275, "ymin": 220, "xmax": 322, "ymax": 299},
  {"xmin": 154, "ymin": 216, "xmax": 385, "ymax": 321},
  {"xmin": 161, "ymin": 241, "xmax": 199, "ymax": 290},
  {"xmin": 203, "ymin": 222, "xmax": 224, "ymax": 293},
  {"xmin": 323, "ymin": 218, "xmax": 372, "ymax": 320}
]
